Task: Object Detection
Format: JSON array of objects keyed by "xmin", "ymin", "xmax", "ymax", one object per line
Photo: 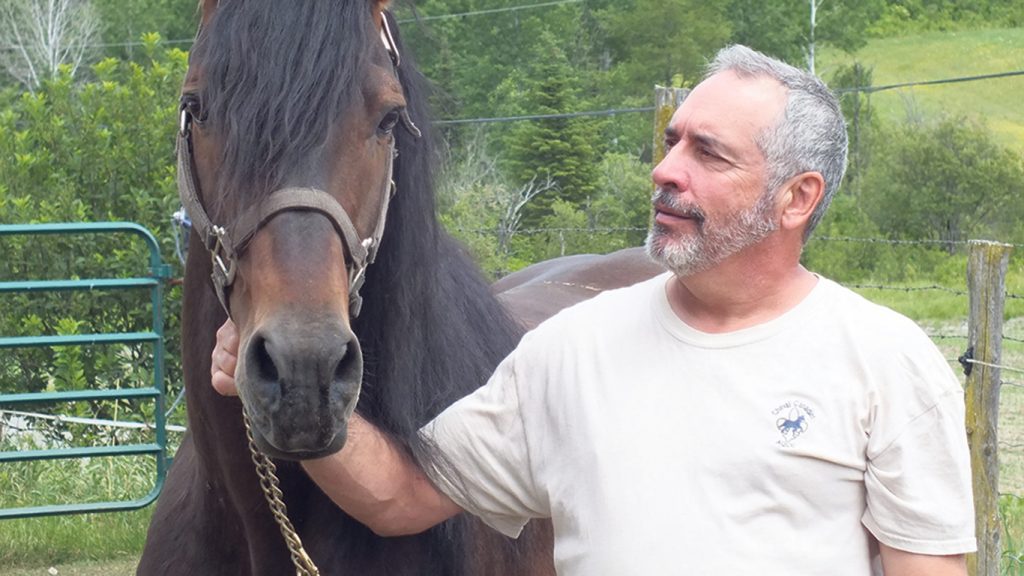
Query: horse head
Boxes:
[{"xmin": 179, "ymin": 0, "xmax": 415, "ymax": 460}]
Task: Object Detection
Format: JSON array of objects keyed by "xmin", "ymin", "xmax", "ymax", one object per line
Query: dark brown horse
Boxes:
[{"xmin": 138, "ymin": 1, "xmax": 660, "ymax": 574}]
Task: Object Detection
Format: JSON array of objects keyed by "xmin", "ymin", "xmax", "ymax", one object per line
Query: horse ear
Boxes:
[
  {"xmin": 198, "ymin": 0, "xmax": 219, "ymax": 27},
  {"xmin": 371, "ymin": 1, "xmax": 391, "ymax": 29}
]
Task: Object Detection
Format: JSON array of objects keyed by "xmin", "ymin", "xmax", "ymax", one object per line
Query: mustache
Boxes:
[{"xmin": 652, "ymin": 188, "xmax": 706, "ymax": 222}]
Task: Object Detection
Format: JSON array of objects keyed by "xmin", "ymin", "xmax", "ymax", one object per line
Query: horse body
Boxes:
[
  {"xmin": 494, "ymin": 247, "xmax": 664, "ymax": 330},
  {"xmin": 139, "ymin": 1, "xmax": 653, "ymax": 573}
]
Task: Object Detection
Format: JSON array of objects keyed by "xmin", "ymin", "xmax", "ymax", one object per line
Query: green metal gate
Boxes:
[{"xmin": 0, "ymin": 222, "xmax": 173, "ymax": 519}]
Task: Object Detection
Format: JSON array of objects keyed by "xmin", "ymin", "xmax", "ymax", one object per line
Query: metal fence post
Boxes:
[{"xmin": 965, "ymin": 239, "xmax": 1013, "ymax": 576}]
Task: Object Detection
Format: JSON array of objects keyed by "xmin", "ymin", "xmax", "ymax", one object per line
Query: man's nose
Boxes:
[{"xmin": 652, "ymin": 149, "xmax": 688, "ymax": 192}]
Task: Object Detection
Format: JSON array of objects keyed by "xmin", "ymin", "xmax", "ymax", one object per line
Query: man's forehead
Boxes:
[{"xmin": 667, "ymin": 72, "xmax": 787, "ymax": 141}]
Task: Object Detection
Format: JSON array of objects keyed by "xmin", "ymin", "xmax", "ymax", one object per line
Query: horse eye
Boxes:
[
  {"xmin": 378, "ymin": 109, "xmax": 401, "ymax": 135},
  {"xmin": 181, "ymin": 94, "xmax": 206, "ymax": 124}
]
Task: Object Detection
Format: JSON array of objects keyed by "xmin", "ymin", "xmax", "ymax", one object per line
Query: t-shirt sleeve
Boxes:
[
  {"xmin": 862, "ymin": 384, "xmax": 977, "ymax": 555},
  {"xmin": 418, "ymin": 348, "xmax": 545, "ymax": 538}
]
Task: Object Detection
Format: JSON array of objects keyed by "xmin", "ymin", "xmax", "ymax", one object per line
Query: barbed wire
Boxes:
[
  {"xmin": 424, "ymin": 70, "xmax": 1024, "ymax": 126},
  {"xmin": 813, "ymin": 235, "xmax": 973, "ymax": 246},
  {"xmin": 450, "ymin": 228, "xmax": 1024, "ymax": 248},
  {"xmin": 397, "ymin": 0, "xmax": 584, "ymax": 22},
  {"xmin": 835, "ymin": 69, "xmax": 1024, "ymax": 94},
  {"xmin": 436, "ymin": 107, "xmax": 655, "ymax": 126},
  {"xmin": 450, "ymin": 226, "xmax": 649, "ymax": 236},
  {"xmin": 844, "ymin": 283, "xmax": 967, "ymax": 296},
  {"xmin": 925, "ymin": 332, "xmax": 968, "ymax": 340}
]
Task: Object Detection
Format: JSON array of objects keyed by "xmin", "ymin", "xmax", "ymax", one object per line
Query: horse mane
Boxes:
[
  {"xmin": 191, "ymin": 0, "xmax": 375, "ymax": 212},
  {"xmin": 354, "ymin": 9, "xmax": 524, "ymax": 454}
]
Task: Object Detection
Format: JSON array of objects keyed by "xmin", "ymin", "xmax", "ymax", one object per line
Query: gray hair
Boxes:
[{"xmin": 706, "ymin": 45, "xmax": 848, "ymax": 241}]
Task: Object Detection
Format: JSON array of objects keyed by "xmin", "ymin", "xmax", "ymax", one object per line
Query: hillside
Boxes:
[{"xmin": 819, "ymin": 27, "xmax": 1024, "ymax": 155}]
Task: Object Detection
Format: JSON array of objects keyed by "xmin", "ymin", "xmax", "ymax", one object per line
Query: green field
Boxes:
[{"xmin": 820, "ymin": 27, "xmax": 1024, "ymax": 155}]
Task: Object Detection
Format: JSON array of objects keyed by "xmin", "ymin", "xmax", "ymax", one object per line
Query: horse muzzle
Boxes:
[{"xmin": 236, "ymin": 314, "xmax": 363, "ymax": 460}]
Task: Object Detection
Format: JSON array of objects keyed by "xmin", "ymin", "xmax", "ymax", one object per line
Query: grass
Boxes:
[
  {"xmin": 0, "ymin": 513, "xmax": 148, "ymax": 573},
  {"xmin": 0, "ymin": 431, "xmax": 161, "ymax": 570},
  {"xmin": 819, "ymin": 27, "xmax": 1024, "ymax": 155}
]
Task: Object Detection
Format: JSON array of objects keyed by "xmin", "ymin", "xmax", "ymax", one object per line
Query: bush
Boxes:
[{"xmin": 0, "ymin": 37, "xmax": 188, "ymax": 434}]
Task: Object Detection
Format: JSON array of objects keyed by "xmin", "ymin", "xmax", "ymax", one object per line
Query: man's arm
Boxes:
[
  {"xmin": 878, "ymin": 543, "xmax": 966, "ymax": 576},
  {"xmin": 211, "ymin": 320, "xmax": 463, "ymax": 536},
  {"xmin": 302, "ymin": 415, "xmax": 464, "ymax": 536}
]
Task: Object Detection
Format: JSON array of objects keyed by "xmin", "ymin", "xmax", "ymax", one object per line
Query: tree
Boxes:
[
  {"xmin": 805, "ymin": 0, "xmax": 884, "ymax": 73},
  {"xmin": 829, "ymin": 62, "xmax": 875, "ymax": 196},
  {"xmin": 600, "ymin": 0, "xmax": 731, "ymax": 92},
  {"xmin": 90, "ymin": 0, "xmax": 198, "ymax": 62},
  {"xmin": 0, "ymin": 0, "xmax": 100, "ymax": 90},
  {"xmin": 860, "ymin": 116, "xmax": 1024, "ymax": 253},
  {"xmin": 726, "ymin": 0, "xmax": 883, "ymax": 69},
  {"xmin": 496, "ymin": 30, "xmax": 604, "ymax": 227}
]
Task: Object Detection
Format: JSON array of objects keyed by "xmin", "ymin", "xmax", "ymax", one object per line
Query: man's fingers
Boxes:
[
  {"xmin": 211, "ymin": 368, "xmax": 239, "ymax": 396},
  {"xmin": 211, "ymin": 319, "xmax": 240, "ymax": 397},
  {"xmin": 216, "ymin": 319, "xmax": 240, "ymax": 354}
]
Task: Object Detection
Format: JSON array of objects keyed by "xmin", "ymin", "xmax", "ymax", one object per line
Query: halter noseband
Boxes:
[{"xmin": 176, "ymin": 11, "xmax": 419, "ymax": 319}]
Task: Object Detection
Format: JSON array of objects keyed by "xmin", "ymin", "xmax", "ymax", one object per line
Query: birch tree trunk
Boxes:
[{"xmin": 0, "ymin": 0, "xmax": 99, "ymax": 90}]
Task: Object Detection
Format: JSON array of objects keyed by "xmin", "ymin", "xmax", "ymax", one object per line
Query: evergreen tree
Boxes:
[{"xmin": 498, "ymin": 30, "xmax": 603, "ymax": 227}]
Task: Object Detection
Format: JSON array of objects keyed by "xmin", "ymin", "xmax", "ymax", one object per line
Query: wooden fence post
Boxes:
[
  {"xmin": 965, "ymin": 240, "xmax": 1013, "ymax": 576},
  {"xmin": 652, "ymin": 86, "xmax": 689, "ymax": 169}
]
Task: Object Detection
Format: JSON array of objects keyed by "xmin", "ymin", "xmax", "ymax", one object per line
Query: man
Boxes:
[{"xmin": 212, "ymin": 45, "xmax": 976, "ymax": 574}]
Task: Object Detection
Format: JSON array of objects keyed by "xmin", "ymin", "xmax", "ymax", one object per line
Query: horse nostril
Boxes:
[
  {"xmin": 251, "ymin": 334, "xmax": 280, "ymax": 383},
  {"xmin": 333, "ymin": 343, "xmax": 362, "ymax": 384},
  {"xmin": 333, "ymin": 344, "xmax": 349, "ymax": 381}
]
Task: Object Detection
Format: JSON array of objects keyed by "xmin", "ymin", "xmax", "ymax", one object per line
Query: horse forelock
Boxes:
[{"xmin": 191, "ymin": 0, "xmax": 376, "ymax": 212}]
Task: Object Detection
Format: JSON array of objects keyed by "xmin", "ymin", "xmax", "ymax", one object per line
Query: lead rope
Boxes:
[{"xmin": 243, "ymin": 411, "xmax": 321, "ymax": 576}]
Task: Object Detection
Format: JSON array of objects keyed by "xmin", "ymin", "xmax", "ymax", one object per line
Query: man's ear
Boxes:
[{"xmin": 778, "ymin": 172, "xmax": 825, "ymax": 233}]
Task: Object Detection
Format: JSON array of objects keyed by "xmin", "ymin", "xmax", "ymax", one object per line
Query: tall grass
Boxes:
[{"xmin": 0, "ymin": 430, "xmax": 162, "ymax": 568}]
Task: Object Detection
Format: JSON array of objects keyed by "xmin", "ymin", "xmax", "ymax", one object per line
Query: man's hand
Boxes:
[{"xmin": 211, "ymin": 319, "xmax": 240, "ymax": 396}]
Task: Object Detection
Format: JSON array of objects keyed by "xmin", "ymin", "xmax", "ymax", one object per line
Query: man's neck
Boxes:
[{"xmin": 665, "ymin": 250, "xmax": 818, "ymax": 334}]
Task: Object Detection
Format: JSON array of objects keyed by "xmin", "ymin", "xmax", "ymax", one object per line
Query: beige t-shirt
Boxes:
[{"xmin": 423, "ymin": 273, "xmax": 976, "ymax": 575}]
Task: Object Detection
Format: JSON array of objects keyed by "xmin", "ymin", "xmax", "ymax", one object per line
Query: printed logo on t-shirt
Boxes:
[{"xmin": 772, "ymin": 400, "xmax": 816, "ymax": 447}]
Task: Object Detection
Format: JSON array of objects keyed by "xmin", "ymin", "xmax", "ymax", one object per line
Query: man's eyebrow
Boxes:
[
  {"xmin": 688, "ymin": 130, "xmax": 737, "ymax": 156},
  {"xmin": 663, "ymin": 126, "xmax": 740, "ymax": 159}
]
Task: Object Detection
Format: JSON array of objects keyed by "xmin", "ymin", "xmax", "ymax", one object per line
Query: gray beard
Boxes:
[{"xmin": 645, "ymin": 188, "xmax": 779, "ymax": 277}]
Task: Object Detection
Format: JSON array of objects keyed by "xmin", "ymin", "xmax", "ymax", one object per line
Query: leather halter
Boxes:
[{"xmin": 176, "ymin": 12, "xmax": 418, "ymax": 319}]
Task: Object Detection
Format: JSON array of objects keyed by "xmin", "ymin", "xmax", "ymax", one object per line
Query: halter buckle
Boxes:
[{"xmin": 210, "ymin": 226, "xmax": 237, "ymax": 284}]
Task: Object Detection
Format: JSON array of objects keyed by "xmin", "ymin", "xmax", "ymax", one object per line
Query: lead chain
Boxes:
[{"xmin": 243, "ymin": 411, "xmax": 321, "ymax": 576}]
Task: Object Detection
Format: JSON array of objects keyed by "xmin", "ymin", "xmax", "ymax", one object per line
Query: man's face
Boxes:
[{"xmin": 646, "ymin": 71, "xmax": 788, "ymax": 277}]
